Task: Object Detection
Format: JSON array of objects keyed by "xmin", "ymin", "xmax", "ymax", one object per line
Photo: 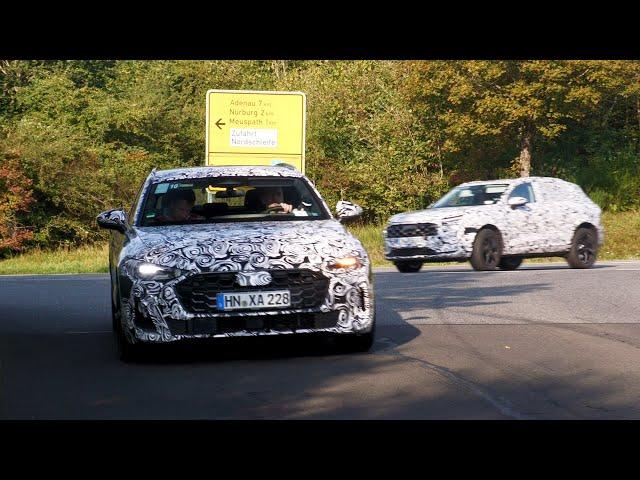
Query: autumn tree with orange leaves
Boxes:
[{"xmin": 0, "ymin": 153, "xmax": 35, "ymax": 255}]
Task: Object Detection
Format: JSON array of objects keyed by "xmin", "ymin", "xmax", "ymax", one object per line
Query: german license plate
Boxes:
[{"xmin": 216, "ymin": 290, "xmax": 291, "ymax": 311}]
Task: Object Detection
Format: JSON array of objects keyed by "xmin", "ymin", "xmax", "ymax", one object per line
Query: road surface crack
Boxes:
[{"xmin": 374, "ymin": 337, "xmax": 534, "ymax": 420}]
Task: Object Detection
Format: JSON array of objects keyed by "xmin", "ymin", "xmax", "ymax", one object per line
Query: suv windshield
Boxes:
[
  {"xmin": 139, "ymin": 176, "xmax": 329, "ymax": 226},
  {"xmin": 432, "ymin": 184, "xmax": 509, "ymax": 208}
]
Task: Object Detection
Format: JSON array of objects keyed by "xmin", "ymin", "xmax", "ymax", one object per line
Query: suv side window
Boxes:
[{"xmin": 509, "ymin": 182, "xmax": 535, "ymax": 203}]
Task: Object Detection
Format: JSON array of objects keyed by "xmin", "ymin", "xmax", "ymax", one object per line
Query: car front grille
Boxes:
[
  {"xmin": 165, "ymin": 318, "xmax": 188, "ymax": 335},
  {"xmin": 166, "ymin": 311, "xmax": 340, "ymax": 336},
  {"xmin": 386, "ymin": 223, "xmax": 438, "ymax": 238},
  {"xmin": 174, "ymin": 269, "xmax": 329, "ymax": 314}
]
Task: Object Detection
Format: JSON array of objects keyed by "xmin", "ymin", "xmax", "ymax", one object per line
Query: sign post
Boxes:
[{"xmin": 205, "ymin": 90, "xmax": 306, "ymax": 173}]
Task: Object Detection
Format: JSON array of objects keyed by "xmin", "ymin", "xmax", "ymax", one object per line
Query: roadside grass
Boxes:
[
  {"xmin": 0, "ymin": 243, "xmax": 109, "ymax": 275},
  {"xmin": 1, "ymin": 211, "xmax": 638, "ymax": 274},
  {"xmin": 346, "ymin": 222, "xmax": 392, "ymax": 267},
  {"xmin": 599, "ymin": 210, "xmax": 640, "ymax": 260}
]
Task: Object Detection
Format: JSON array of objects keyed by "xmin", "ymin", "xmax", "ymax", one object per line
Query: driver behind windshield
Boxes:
[{"xmin": 254, "ymin": 186, "xmax": 293, "ymax": 213}]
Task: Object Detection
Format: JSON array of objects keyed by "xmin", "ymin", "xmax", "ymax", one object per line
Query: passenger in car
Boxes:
[{"xmin": 157, "ymin": 189, "xmax": 204, "ymax": 222}]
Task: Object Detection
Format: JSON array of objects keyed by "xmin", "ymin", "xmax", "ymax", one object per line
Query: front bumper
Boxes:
[
  {"xmin": 119, "ymin": 267, "xmax": 374, "ymax": 344},
  {"xmin": 383, "ymin": 223, "xmax": 469, "ymax": 262},
  {"xmin": 385, "ymin": 247, "xmax": 466, "ymax": 262},
  {"xmin": 141, "ymin": 310, "xmax": 345, "ymax": 340}
]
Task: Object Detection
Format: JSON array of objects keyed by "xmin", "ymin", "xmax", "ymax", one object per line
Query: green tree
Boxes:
[{"xmin": 402, "ymin": 61, "xmax": 608, "ymax": 177}]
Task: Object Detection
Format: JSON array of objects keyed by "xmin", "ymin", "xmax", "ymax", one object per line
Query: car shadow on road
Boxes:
[
  {"xmin": 132, "ymin": 334, "xmax": 381, "ymax": 364},
  {"xmin": 4, "ymin": 328, "xmax": 639, "ymax": 419},
  {"xmin": 411, "ymin": 262, "xmax": 613, "ymax": 273},
  {"xmin": 374, "ymin": 270, "xmax": 552, "ymax": 312},
  {"xmin": 513, "ymin": 263, "xmax": 613, "ymax": 271}
]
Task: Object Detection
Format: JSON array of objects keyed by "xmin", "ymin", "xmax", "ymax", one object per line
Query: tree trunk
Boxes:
[
  {"xmin": 519, "ymin": 127, "xmax": 533, "ymax": 177},
  {"xmin": 272, "ymin": 60, "xmax": 287, "ymax": 81},
  {"xmin": 636, "ymin": 75, "xmax": 639, "ymax": 150},
  {"xmin": 637, "ymin": 96, "xmax": 640, "ymax": 133}
]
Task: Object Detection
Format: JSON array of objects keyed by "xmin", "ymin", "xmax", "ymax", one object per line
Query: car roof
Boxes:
[
  {"xmin": 459, "ymin": 176, "xmax": 570, "ymax": 187},
  {"xmin": 150, "ymin": 165, "xmax": 305, "ymax": 183}
]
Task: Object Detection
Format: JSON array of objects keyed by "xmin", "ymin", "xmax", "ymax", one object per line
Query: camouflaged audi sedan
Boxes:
[
  {"xmin": 97, "ymin": 165, "xmax": 373, "ymax": 361},
  {"xmin": 384, "ymin": 176, "xmax": 604, "ymax": 272}
]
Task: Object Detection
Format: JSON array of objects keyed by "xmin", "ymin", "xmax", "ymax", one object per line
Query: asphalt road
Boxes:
[{"xmin": 1, "ymin": 260, "xmax": 640, "ymax": 419}]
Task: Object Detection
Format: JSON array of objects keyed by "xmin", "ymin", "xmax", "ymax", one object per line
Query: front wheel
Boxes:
[
  {"xmin": 470, "ymin": 228, "xmax": 502, "ymax": 271},
  {"xmin": 341, "ymin": 320, "xmax": 376, "ymax": 353},
  {"xmin": 498, "ymin": 257, "xmax": 523, "ymax": 270},
  {"xmin": 111, "ymin": 294, "xmax": 119, "ymax": 333},
  {"xmin": 114, "ymin": 311, "xmax": 143, "ymax": 363},
  {"xmin": 566, "ymin": 227, "xmax": 598, "ymax": 269},
  {"xmin": 394, "ymin": 261, "xmax": 422, "ymax": 273}
]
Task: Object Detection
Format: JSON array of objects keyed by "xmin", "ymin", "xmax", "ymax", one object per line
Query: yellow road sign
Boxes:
[{"xmin": 206, "ymin": 90, "xmax": 306, "ymax": 172}]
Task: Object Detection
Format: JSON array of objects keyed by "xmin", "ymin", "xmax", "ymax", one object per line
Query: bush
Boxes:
[
  {"xmin": 0, "ymin": 154, "xmax": 35, "ymax": 257},
  {"xmin": 33, "ymin": 216, "xmax": 99, "ymax": 249}
]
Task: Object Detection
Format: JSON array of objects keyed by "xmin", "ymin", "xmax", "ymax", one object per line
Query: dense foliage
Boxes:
[{"xmin": 0, "ymin": 60, "xmax": 639, "ymax": 255}]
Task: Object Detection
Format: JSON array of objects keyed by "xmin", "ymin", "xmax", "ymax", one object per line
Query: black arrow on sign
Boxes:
[{"xmin": 215, "ymin": 118, "xmax": 226, "ymax": 129}]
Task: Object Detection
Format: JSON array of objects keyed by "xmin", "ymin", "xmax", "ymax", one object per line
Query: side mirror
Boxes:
[
  {"xmin": 336, "ymin": 200, "xmax": 363, "ymax": 223},
  {"xmin": 97, "ymin": 209, "xmax": 128, "ymax": 233},
  {"xmin": 508, "ymin": 196, "xmax": 528, "ymax": 208}
]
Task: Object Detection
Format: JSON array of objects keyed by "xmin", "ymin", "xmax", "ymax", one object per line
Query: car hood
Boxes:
[
  {"xmin": 388, "ymin": 206, "xmax": 483, "ymax": 224},
  {"xmin": 129, "ymin": 220, "xmax": 366, "ymax": 272}
]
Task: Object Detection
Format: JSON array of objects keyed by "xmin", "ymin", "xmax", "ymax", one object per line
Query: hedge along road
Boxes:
[{"xmin": 1, "ymin": 261, "xmax": 640, "ymax": 419}]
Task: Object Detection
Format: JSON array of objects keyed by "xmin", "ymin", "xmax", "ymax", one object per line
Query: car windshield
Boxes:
[
  {"xmin": 431, "ymin": 184, "xmax": 509, "ymax": 208},
  {"xmin": 138, "ymin": 176, "xmax": 330, "ymax": 226}
]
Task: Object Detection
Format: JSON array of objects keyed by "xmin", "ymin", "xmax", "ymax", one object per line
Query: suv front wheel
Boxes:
[
  {"xmin": 498, "ymin": 256, "xmax": 523, "ymax": 270},
  {"xmin": 566, "ymin": 227, "xmax": 598, "ymax": 269},
  {"xmin": 470, "ymin": 228, "xmax": 502, "ymax": 271},
  {"xmin": 394, "ymin": 261, "xmax": 423, "ymax": 273}
]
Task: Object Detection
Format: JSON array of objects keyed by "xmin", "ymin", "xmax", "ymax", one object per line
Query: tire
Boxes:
[
  {"xmin": 470, "ymin": 228, "xmax": 502, "ymax": 271},
  {"xmin": 111, "ymin": 292, "xmax": 119, "ymax": 333},
  {"xmin": 566, "ymin": 227, "xmax": 598, "ymax": 269},
  {"xmin": 394, "ymin": 261, "xmax": 423, "ymax": 273},
  {"xmin": 498, "ymin": 257, "xmax": 523, "ymax": 270},
  {"xmin": 113, "ymin": 303, "xmax": 143, "ymax": 363},
  {"xmin": 110, "ymin": 265, "xmax": 118, "ymax": 333},
  {"xmin": 341, "ymin": 318, "xmax": 376, "ymax": 353}
]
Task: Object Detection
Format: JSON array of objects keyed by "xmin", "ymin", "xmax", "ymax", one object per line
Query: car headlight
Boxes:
[
  {"xmin": 328, "ymin": 256, "xmax": 362, "ymax": 270},
  {"xmin": 136, "ymin": 262, "xmax": 182, "ymax": 280}
]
